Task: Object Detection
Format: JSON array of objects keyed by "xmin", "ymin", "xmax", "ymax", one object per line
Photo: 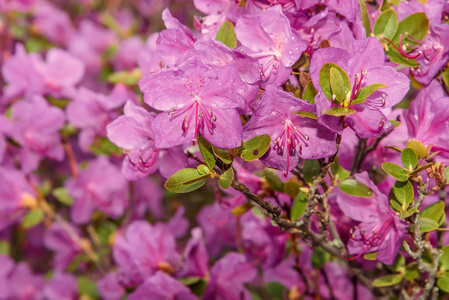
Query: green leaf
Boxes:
[
  {"xmin": 215, "ymin": 20, "xmax": 237, "ymax": 49},
  {"xmin": 266, "ymin": 282, "xmax": 286, "ymax": 300},
  {"xmin": 48, "ymin": 97, "xmax": 71, "ymax": 109},
  {"xmin": 60, "ymin": 124, "xmax": 78, "ymax": 137},
  {"xmin": 322, "ymin": 107, "xmax": 356, "ymax": 116},
  {"xmin": 400, "ymin": 206, "xmax": 417, "ymax": 219},
  {"xmin": 390, "ymin": 120, "xmax": 401, "ymax": 129},
  {"xmin": 404, "ymin": 263, "xmax": 419, "ymax": 281},
  {"xmin": 107, "ymin": 68, "xmax": 142, "ymax": 85},
  {"xmin": 179, "ymin": 277, "xmax": 202, "ymax": 286},
  {"xmin": 419, "ymin": 218, "xmax": 439, "ymax": 233},
  {"xmin": 164, "ymin": 168, "xmax": 210, "ymax": 193},
  {"xmin": 406, "ymin": 140, "xmax": 427, "ymax": 158},
  {"xmin": 437, "ymin": 273, "xmax": 449, "ymax": 293},
  {"xmin": 220, "ymin": 168, "xmax": 233, "ymax": 189},
  {"xmin": 373, "ymin": 9, "xmax": 398, "ymax": 40},
  {"xmin": 78, "ymin": 276, "xmax": 98, "ymax": 298},
  {"xmin": 386, "ymin": 12, "xmax": 429, "ymax": 67},
  {"xmin": 408, "ymin": 162, "xmax": 433, "ymax": 177},
  {"xmin": 240, "ymin": 134, "xmax": 271, "ymax": 162},
  {"xmin": 390, "ymin": 199, "xmax": 403, "ymax": 212},
  {"xmin": 198, "ymin": 135, "xmax": 216, "ymax": 170},
  {"xmin": 263, "ymin": 169, "xmax": 284, "ymax": 192},
  {"xmin": 442, "ymin": 68, "xmax": 449, "ymax": 89},
  {"xmin": 420, "ymin": 201, "xmax": 445, "ymax": 230},
  {"xmin": 284, "ymin": 180, "xmax": 301, "ymax": 198},
  {"xmin": 338, "ymin": 179, "xmax": 373, "ymax": 197},
  {"xmin": 363, "ymin": 252, "xmax": 378, "ymax": 261},
  {"xmin": 293, "ymin": 111, "xmax": 317, "ymax": 119},
  {"xmin": 387, "ymin": 254, "xmax": 405, "ymax": 273},
  {"xmin": 330, "ymin": 67, "xmax": 347, "ymax": 102},
  {"xmin": 212, "ymin": 146, "xmax": 232, "ymax": 164},
  {"xmin": 231, "ymin": 202, "xmax": 253, "ymax": 217},
  {"xmin": 440, "ymin": 245, "xmax": 449, "ymax": 271},
  {"xmin": 89, "ymin": 137, "xmax": 121, "ymax": 156},
  {"xmin": 197, "ymin": 164, "xmax": 210, "ymax": 175},
  {"xmin": 352, "ymin": 83, "xmax": 388, "ymax": 105},
  {"xmin": 401, "ymin": 148, "xmax": 418, "ymax": 171},
  {"xmin": 319, "ymin": 63, "xmax": 351, "ymax": 102},
  {"xmin": 445, "ymin": 167, "xmax": 449, "ymax": 185},
  {"xmin": 372, "ymin": 274, "xmax": 403, "ymax": 287},
  {"xmin": 302, "ymin": 81, "xmax": 317, "ymax": 104},
  {"xmin": 359, "ymin": 0, "xmax": 371, "ymax": 37},
  {"xmin": 331, "ymin": 157, "xmax": 350, "ymax": 180},
  {"xmin": 393, "ymin": 180, "xmax": 414, "ymax": 205},
  {"xmin": 291, "ymin": 191, "xmax": 308, "ymax": 221},
  {"xmin": 0, "ymin": 241, "xmax": 11, "ymax": 256},
  {"xmin": 52, "ymin": 187, "xmax": 74, "ymax": 206},
  {"xmin": 312, "ymin": 247, "xmax": 330, "ymax": 269},
  {"xmin": 303, "ymin": 160, "xmax": 321, "ymax": 184},
  {"xmin": 96, "ymin": 221, "xmax": 117, "ymax": 245},
  {"xmin": 381, "ymin": 162, "xmax": 409, "ymax": 181},
  {"xmin": 21, "ymin": 209, "xmax": 45, "ymax": 229}
]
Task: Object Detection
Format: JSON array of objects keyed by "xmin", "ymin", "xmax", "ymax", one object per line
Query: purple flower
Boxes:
[
  {"xmin": 310, "ymin": 37, "xmax": 410, "ymax": 138},
  {"xmin": 43, "ymin": 272, "xmax": 79, "ymax": 300},
  {"xmin": 9, "ymin": 96, "xmax": 65, "ymax": 173},
  {"xmin": 139, "ymin": 57, "xmax": 246, "ymax": 148},
  {"xmin": 403, "ymin": 80, "xmax": 449, "ymax": 164},
  {"xmin": 97, "ymin": 272, "xmax": 125, "ymax": 300},
  {"xmin": 203, "ymin": 252, "xmax": 257, "ymax": 300},
  {"xmin": 336, "ymin": 172, "xmax": 407, "ymax": 265},
  {"xmin": 243, "ymin": 86, "xmax": 337, "ymax": 175},
  {"xmin": 179, "ymin": 227, "xmax": 209, "ymax": 278},
  {"xmin": 66, "ymin": 156, "xmax": 129, "ymax": 224},
  {"xmin": 128, "ymin": 272, "xmax": 197, "ymax": 300},
  {"xmin": 112, "ymin": 220, "xmax": 179, "ymax": 287},
  {"xmin": 235, "ymin": 5, "xmax": 307, "ymax": 87},
  {"xmin": 8, "ymin": 262, "xmax": 45, "ymax": 299},
  {"xmin": 0, "ymin": 254, "xmax": 15, "ymax": 298}
]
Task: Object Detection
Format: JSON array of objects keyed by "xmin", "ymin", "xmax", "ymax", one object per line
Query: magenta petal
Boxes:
[
  {"xmin": 201, "ymin": 109, "xmax": 243, "ymax": 149},
  {"xmin": 345, "ymin": 104, "xmax": 393, "ymax": 138},
  {"xmin": 151, "ymin": 112, "xmax": 194, "ymax": 148},
  {"xmin": 347, "ymin": 37, "xmax": 385, "ymax": 77}
]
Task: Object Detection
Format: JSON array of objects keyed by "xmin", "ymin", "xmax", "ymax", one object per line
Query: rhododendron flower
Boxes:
[
  {"xmin": 310, "ymin": 37, "xmax": 410, "ymax": 138},
  {"xmin": 243, "ymin": 86, "xmax": 337, "ymax": 175},
  {"xmin": 235, "ymin": 5, "xmax": 307, "ymax": 87},
  {"xmin": 43, "ymin": 272, "xmax": 79, "ymax": 300},
  {"xmin": 139, "ymin": 57, "xmax": 246, "ymax": 148},
  {"xmin": 337, "ymin": 172, "xmax": 407, "ymax": 265},
  {"xmin": 179, "ymin": 227, "xmax": 209, "ymax": 278}
]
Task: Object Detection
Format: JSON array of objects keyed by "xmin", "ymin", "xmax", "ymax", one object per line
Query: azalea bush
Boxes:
[{"xmin": 1, "ymin": 0, "xmax": 449, "ymax": 299}]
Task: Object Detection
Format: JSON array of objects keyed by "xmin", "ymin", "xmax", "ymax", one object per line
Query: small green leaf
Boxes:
[
  {"xmin": 408, "ymin": 162, "xmax": 433, "ymax": 177},
  {"xmin": 390, "ymin": 199, "xmax": 403, "ymax": 212},
  {"xmin": 21, "ymin": 209, "xmax": 45, "ymax": 229},
  {"xmin": 240, "ymin": 134, "xmax": 271, "ymax": 162},
  {"xmin": 381, "ymin": 162, "xmax": 409, "ymax": 181},
  {"xmin": 319, "ymin": 63, "xmax": 351, "ymax": 102},
  {"xmin": 389, "ymin": 120, "xmax": 401, "ymax": 128},
  {"xmin": 179, "ymin": 277, "xmax": 202, "ymax": 286},
  {"xmin": 437, "ymin": 273, "xmax": 449, "ymax": 293},
  {"xmin": 212, "ymin": 146, "xmax": 232, "ymax": 164},
  {"xmin": 440, "ymin": 245, "xmax": 449, "ymax": 271},
  {"xmin": 284, "ymin": 180, "xmax": 301, "ymax": 198},
  {"xmin": 89, "ymin": 137, "xmax": 121, "ymax": 156},
  {"xmin": 400, "ymin": 206, "xmax": 417, "ymax": 219},
  {"xmin": 401, "ymin": 148, "xmax": 418, "ymax": 171},
  {"xmin": 220, "ymin": 168, "xmax": 233, "ymax": 189},
  {"xmin": 164, "ymin": 168, "xmax": 209, "ymax": 193},
  {"xmin": 107, "ymin": 68, "xmax": 142, "ymax": 85},
  {"xmin": 48, "ymin": 97, "xmax": 71, "ymax": 109},
  {"xmin": 338, "ymin": 179, "xmax": 373, "ymax": 197},
  {"xmin": 331, "ymin": 157, "xmax": 350, "ymax": 180},
  {"xmin": 330, "ymin": 67, "xmax": 347, "ymax": 102},
  {"xmin": 322, "ymin": 107, "xmax": 356, "ymax": 116},
  {"xmin": 264, "ymin": 169, "xmax": 284, "ymax": 192},
  {"xmin": 266, "ymin": 282, "xmax": 286, "ymax": 300},
  {"xmin": 406, "ymin": 140, "xmax": 427, "ymax": 158},
  {"xmin": 303, "ymin": 160, "xmax": 321, "ymax": 184},
  {"xmin": 231, "ymin": 202, "xmax": 253, "ymax": 217},
  {"xmin": 198, "ymin": 135, "xmax": 216, "ymax": 170},
  {"xmin": 78, "ymin": 276, "xmax": 98, "ymax": 298},
  {"xmin": 302, "ymin": 81, "xmax": 317, "ymax": 104},
  {"xmin": 352, "ymin": 83, "xmax": 388, "ymax": 105},
  {"xmin": 52, "ymin": 187, "xmax": 74, "ymax": 206},
  {"xmin": 445, "ymin": 167, "xmax": 449, "ymax": 185},
  {"xmin": 96, "ymin": 221, "xmax": 117, "ymax": 245},
  {"xmin": 372, "ymin": 274, "xmax": 403, "ymax": 287},
  {"xmin": 312, "ymin": 247, "xmax": 330, "ymax": 269},
  {"xmin": 373, "ymin": 9, "xmax": 398, "ymax": 40},
  {"xmin": 0, "ymin": 241, "xmax": 11, "ymax": 256},
  {"xmin": 293, "ymin": 111, "xmax": 317, "ymax": 119},
  {"xmin": 215, "ymin": 20, "xmax": 237, "ymax": 49},
  {"xmin": 421, "ymin": 201, "xmax": 445, "ymax": 228},
  {"xmin": 197, "ymin": 164, "xmax": 210, "ymax": 175},
  {"xmin": 442, "ymin": 68, "xmax": 449, "ymax": 89},
  {"xmin": 60, "ymin": 124, "xmax": 78, "ymax": 137},
  {"xmin": 363, "ymin": 252, "xmax": 378, "ymax": 261},
  {"xmin": 359, "ymin": 0, "xmax": 371, "ymax": 37},
  {"xmin": 404, "ymin": 263, "xmax": 419, "ymax": 281},
  {"xmin": 393, "ymin": 180, "xmax": 414, "ymax": 205},
  {"xmin": 291, "ymin": 191, "xmax": 308, "ymax": 221},
  {"xmin": 419, "ymin": 218, "xmax": 439, "ymax": 233}
]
